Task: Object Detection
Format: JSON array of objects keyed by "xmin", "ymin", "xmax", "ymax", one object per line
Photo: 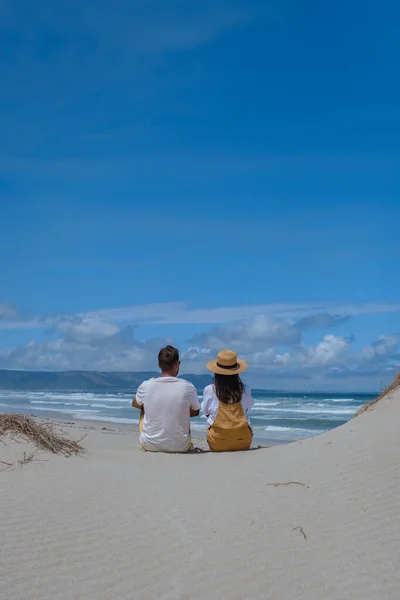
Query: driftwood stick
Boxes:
[
  {"xmin": 267, "ymin": 481, "xmax": 308, "ymax": 488},
  {"xmin": 293, "ymin": 526, "xmax": 307, "ymax": 540},
  {"xmin": 17, "ymin": 451, "xmax": 47, "ymax": 469}
]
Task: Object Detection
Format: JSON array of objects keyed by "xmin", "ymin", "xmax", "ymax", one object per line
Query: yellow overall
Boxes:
[
  {"xmin": 139, "ymin": 407, "xmax": 144, "ymax": 433},
  {"xmin": 207, "ymin": 400, "xmax": 253, "ymax": 452}
]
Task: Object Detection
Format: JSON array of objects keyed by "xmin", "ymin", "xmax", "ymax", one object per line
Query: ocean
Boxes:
[{"xmin": 0, "ymin": 387, "xmax": 375, "ymax": 443}]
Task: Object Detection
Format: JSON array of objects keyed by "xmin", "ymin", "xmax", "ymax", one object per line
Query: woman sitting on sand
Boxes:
[{"xmin": 201, "ymin": 350, "xmax": 254, "ymax": 452}]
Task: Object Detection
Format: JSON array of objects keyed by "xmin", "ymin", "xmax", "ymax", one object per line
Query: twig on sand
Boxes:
[
  {"xmin": 0, "ymin": 413, "xmax": 86, "ymax": 457},
  {"xmin": 0, "ymin": 460, "xmax": 13, "ymax": 472},
  {"xmin": 17, "ymin": 451, "xmax": 47, "ymax": 469},
  {"xmin": 293, "ymin": 526, "xmax": 307, "ymax": 540},
  {"xmin": 267, "ymin": 481, "xmax": 308, "ymax": 488},
  {"xmin": 1, "ymin": 451, "xmax": 47, "ymax": 471}
]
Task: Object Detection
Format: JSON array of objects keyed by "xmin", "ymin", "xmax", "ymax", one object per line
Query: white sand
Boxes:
[{"xmin": 1, "ymin": 387, "xmax": 400, "ymax": 600}]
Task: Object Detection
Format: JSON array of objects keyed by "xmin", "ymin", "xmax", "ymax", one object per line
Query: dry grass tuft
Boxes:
[
  {"xmin": 355, "ymin": 371, "xmax": 400, "ymax": 417},
  {"xmin": 0, "ymin": 413, "xmax": 85, "ymax": 457}
]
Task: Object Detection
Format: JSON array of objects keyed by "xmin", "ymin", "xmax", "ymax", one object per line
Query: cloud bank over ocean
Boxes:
[{"xmin": 1, "ymin": 300, "xmax": 399, "ymax": 391}]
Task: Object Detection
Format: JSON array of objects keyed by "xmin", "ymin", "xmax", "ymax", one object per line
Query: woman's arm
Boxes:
[{"xmin": 243, "ymin": 385, "xmax": 254, "ymax": 412}]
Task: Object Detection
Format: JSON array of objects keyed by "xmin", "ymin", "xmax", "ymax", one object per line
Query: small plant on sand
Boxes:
[{"xmin": 355, "ymin": 371, "xmax": 400, "ymax": 416}]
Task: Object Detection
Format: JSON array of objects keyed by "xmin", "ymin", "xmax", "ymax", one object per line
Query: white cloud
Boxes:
[
  {"xmin": 1, "ymin": 300, "xmax": 400, "ymax": 331},
  {"xmin": 194, "ymin": 334, "xmax": 350, "ymax": 372},
  {"xmin": 246, "ymin": 332, "xmax": 398, "ymax": 385},
  {"xmin": 188, "ymin": 312, "xmax": 351, "ymax": 353},
  {"xmin": 181, "ymin": 346, "xmax": 213, "ymax": 361},
  {"xmin": 0, "ymin": 310, "xmax": 165, "ymax": 371},
  {"xmin": 0, "ymin": 301, "xmax": 399, "ymax": 386},
  {"xmin": 361, "ymin": 334, "xmax": 400, "ymax": 363},
  {"xmin": 251, "ymin": 348, "xmax": 280, "ymax": 367},
  {"xmin": 0, "ymin": 332, "xmax": 164, "ymax": 372},
  {"xmin": 180, "ymin": 312, "xmax": 354, "ymax": 375},
  {"xmin": 179, "ymin": 346, "xmax": 213, "ymax": 373},
  {"xmin": 189, "ymin": 315, "xmax": 301, "ymax": 353},
  {"xmin": 53, "ymin": 315, "xmax": 121, "ymax": 345},
  {"xmin": 300, "ymin": 335, "xmax": 349, "ymax": 367},
  {"xmin": 94, "ymin": 300, "xmax": 400, "ymax": 325}
]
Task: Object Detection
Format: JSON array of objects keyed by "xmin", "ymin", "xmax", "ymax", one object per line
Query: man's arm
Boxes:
[
  {"xmin": 132, "ymin": 381, "xmax": 146, "ymax": 410},
  {"xmin": 190, "ymin": 407, "xmax": 200, "ymax": 417},
  {"xmin": 132, "ymin": 397, "xmax": 142, "ymax": 410}
]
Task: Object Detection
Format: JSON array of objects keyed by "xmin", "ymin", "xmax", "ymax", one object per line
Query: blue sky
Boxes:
[{"xmin": 1, "ymin": 0, "xmax": 399, "ymax": 390}]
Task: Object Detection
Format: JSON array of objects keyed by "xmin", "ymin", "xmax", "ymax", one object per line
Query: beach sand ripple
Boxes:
[{"xmin": 1, "ymin": 387, "xmax": 400, "ymax": 599}]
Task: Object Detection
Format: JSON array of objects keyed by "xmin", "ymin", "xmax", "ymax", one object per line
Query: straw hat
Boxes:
[{"xmin": 206, "ymin": 349, "xmax": 248, "ymax": 375}]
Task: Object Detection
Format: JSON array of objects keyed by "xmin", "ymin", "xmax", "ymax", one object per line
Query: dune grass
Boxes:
[
  {"xmin": 355, "ymin": 372, "xmax": 400, "ymax": 417},
  {"xmin": 0, "ymin": 413, "xmax": 85, "ymax": 457}
]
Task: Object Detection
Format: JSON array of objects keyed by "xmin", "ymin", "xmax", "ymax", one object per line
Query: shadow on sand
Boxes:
[{"xmin": 187, "ymin": 444, "xmax": 269, "ymax": 455}]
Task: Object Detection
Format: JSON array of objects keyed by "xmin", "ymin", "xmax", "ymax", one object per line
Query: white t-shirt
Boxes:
[
  {"xmin": 136, "ymin": 377, "xmax": 200, "ymax": 452},
  {"xmin": 201, "ymin": 384, "xmax": 254, "ymax": 426}
]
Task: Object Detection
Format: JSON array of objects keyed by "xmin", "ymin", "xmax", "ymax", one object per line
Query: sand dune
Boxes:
[{"xmin": 1, "ymin": 385, "xmax": 400, "ymax": 600}]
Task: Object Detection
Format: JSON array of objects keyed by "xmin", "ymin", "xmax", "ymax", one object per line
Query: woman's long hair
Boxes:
[{"xmin": 214, "ymin": 374, "xmax": 244, "ymax": 404}]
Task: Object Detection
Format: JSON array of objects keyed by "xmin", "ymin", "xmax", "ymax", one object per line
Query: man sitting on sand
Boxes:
[{"xmin": 131, "ymin": 345, "xmax": 200, "ymax": 452}]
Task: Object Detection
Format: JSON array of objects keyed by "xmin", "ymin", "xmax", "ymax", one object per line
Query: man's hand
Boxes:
[{"xmin": 190, "ymin": 408, "xmax": 200, "ymax": 417}]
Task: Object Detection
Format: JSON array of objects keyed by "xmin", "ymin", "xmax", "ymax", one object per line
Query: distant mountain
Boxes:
[{"xmin": 0, "ymin": 369, "xmax": 212, "ymax": 392}]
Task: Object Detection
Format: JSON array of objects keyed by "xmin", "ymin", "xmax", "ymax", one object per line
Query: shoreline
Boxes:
[
  {"xmin": 0, "ymin": 388, "xmax": 365, "ymax": 445},
  {"xmin": 42, "ymin": 415, "xmax": 288, "ymax": 448},
  {"xmin": 0, "ymin": 408, "xmax": 293, "ymax": 447}
]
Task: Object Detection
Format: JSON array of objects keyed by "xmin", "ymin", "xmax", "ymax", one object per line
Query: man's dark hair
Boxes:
[{"xmin": 158, "ymin": 345, "xmax": 179, "ymax": 372}]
